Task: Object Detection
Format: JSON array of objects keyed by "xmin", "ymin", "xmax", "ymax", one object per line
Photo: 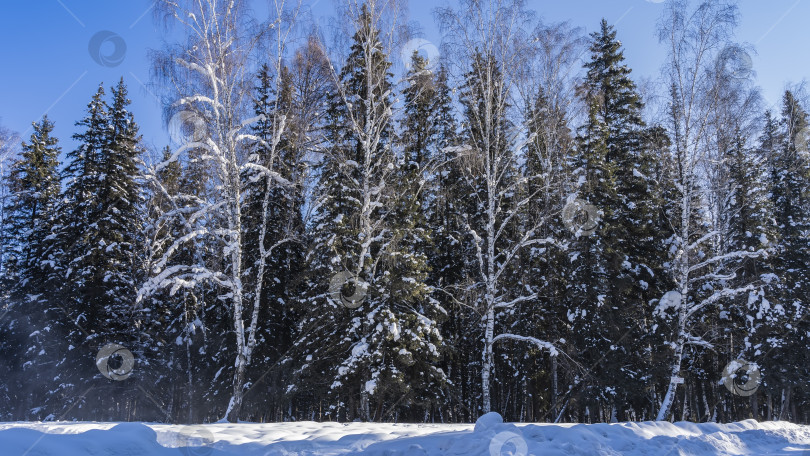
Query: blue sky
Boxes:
[{"xmin": 0, "ymin": 0, "xmax": 808, "ymax": 156}]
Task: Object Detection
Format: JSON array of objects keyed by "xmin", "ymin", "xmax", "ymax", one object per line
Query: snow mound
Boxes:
[
  {"xmin": 0, "ymin": 419, "xmax": 808, "ymax": 455},
  {"xmin": 474, "ymin": 411, "xmax": 503, "ymax": 432}
]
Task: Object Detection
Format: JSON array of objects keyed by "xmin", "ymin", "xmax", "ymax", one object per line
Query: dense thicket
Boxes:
[{"xmin": 0, "ymin": 0, "xmax": 808, "ymax": 424}]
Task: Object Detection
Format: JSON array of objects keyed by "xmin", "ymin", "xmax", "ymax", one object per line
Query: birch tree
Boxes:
[
  {"xmin": 654, "ymin": 0, "xmax": 766, "ymax": 421},
  {"xmin": 438, "ymin": 0, "xmax": 561, "ymax": 414},
  {"xmin": 141, "ymin": 0, "xmax": 302, "ymax": 422}
]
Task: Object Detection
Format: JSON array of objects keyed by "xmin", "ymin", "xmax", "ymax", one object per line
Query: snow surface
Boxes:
[{"xmin": 1, "ymin": 414, "xmax": 809, "ymax": 455}]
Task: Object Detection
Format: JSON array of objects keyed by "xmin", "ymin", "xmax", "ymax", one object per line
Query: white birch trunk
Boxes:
[{"xmin": 141, "ymin": 0, "xmax": 300, "ymax": 423}]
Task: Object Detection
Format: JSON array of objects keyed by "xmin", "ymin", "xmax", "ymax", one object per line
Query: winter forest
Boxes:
[{"xmin": 0, "ymin": 0, "xmax": 809, "ymax": 427}]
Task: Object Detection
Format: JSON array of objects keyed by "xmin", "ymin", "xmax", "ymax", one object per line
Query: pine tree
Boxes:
[
  {"xmin": 703, "ymin": 128, "xmax": 776, "ymax": 420},
  {"xmin": 100, "ymin": 78, "xmax": 143, "ymax": 341},
  {"xmin": 388, "ymin": 51, "xmax": 448, "ymax": 417},
  {"xmin": 520, "ymin": 85, "xmax": 575, "ymax": 422},
  {"xmin": 722, "ymin": 129, "xmax": 777, "ymax": 325},
  {"xmin": 762, "ymin": 91, "xmax": 810, "ymax": 420},
  {"xmin": 39, "ymin": 84, "xmax": 110, "ymax": 418},
  {"xmin": 566, "ymin": 93, "xmax": 618, "ymax": 421},
  {"xmin": 43, "ymin": 82, "xmax": 144, "ymax": 420},
  {"xmin": 426, "ymin": 64, "xmax": 479, "ymax": 422},
  {"xmin": 290, "ymin": 5, "xmax": 444, "ymax": 421},
  {"xmin": 567, "ymin": 19, "xmax": 667, "ymax": 420},
  {"xmin": 2, "ymin": 116, "xmax": 62, "ymax": 298},
  {"xmin": 0, "ymin": 116, "xmax": 62, "ymax": 419}
]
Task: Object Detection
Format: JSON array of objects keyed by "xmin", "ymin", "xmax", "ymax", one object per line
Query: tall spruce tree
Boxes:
[
  {"xmin": 1, "ymin": 117, "xmax": 62, "ymax": 419},
  {"xmin": 100, "ymin": 78, "xmax": 143, "ymax": 340},
  {"xmin": 567, "ymin": 93, "xmax": 618, "ymax": 421},
  {"xmin": 44, "ymin": 81, "xmax": 144, "ymax": 420},
  {"xmin": 521, "ymin": 85, "xmax": 575, "ymax": 422},
  {"xmin": 392, "ymin": 51, "xmax": 449, "ymax": 418},
  {"xmin": 424, "ymin": 64, "xmax": 479, "ymax": 422},
  {"xmin": 41, "ymin": 84, "xmax": 110, "ymax": 418},
  {"xmin": 706, "ymin": 128, "xmax": 776, "ymax": 421},
  {"xmin": 290, "ymin": 5, "xmax": 444, "ymax": 421},
  {"xmin": 566, "ymin": 19, "xmax": 667, "ymax": 420},
  {"xmin": 762, "ymin": 91, "xmax": 810, "ymax": 420},
  {"xmin": 2, "ymin": 116, "xmax": 62, "ymax": 298}
]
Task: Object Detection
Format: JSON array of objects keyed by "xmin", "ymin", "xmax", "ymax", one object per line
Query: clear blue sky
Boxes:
[{"xmin": 1, "ymin": 0, "xmax": 808, "ymax": 155}]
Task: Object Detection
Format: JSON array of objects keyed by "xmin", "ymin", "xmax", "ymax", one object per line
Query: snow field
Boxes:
[{"xmin": 1, "ymin": 412, "xmax": 809, "ymax": 455}]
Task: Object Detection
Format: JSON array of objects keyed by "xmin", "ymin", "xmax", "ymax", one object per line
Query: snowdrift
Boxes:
[{"xmin": 1, "ymin": 413, "xmax": 809, "ymax": 455}]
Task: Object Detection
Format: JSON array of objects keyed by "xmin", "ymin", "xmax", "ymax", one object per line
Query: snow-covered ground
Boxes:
[{"xmin": 1, "ymin": 413, "xmax": 809, "ymax": 455}]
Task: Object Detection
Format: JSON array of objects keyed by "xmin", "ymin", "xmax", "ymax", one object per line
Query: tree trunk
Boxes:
[
  {"xmin": 656, "ymin": 335, "xmax": 685, "ymax": 421},
  {"xmin": 551, "ymin": 355, "xmax": 558, "ymax": 422},
  {"xmin": 778, "ymin": 386, "xmax": 791, "ymax": 421},
  {"xmin": 481, "ymin": 306, "xmax": 495, "ymax": 414},
  {"xmin": 226, "ymin": 355, "xmax": 247, "ymax": 422},
  {"xmin": 751, "ymin": 391, "xmax": 758, "ymax": 420}
]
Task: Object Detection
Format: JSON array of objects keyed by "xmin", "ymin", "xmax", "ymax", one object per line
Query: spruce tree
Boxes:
[
  {"xmin": 45, "ymin": 82, "xmax": 144, "ymax": 420},
  {"xmin": 2, "ymin": 116, "xmax": 62, "ymax": 298},
  {"xmin": 426, "ymin": 64, "xmax": 477, "ymax": 421},
  {"xmin": 568, "ymin": 19, "xmax": 667, "ymax": 420},
  {"xmin": 521, "ymin": 86, "xmax": 575, "ymax": 421},
  {"xmin": 762, "ymin": 91, "xmax": 810, "ymax": 419},
  {"xmin": 1, "ymin": 116, "xmax": 62, "ymax": 419},
  {"xmin": 389, "ymin": 51, "xmax": 448, "ymax": 417},
  {"xmin": 566, "ymin": 94, "xmax": 619, "ymax": 421},
  {"xmin": 40, "ymin": 84, "xmax": 109, "ymax": 418},
  {"xmin": 291, "ymin": 6, "xmax": 444, "ymax": 421},
  {"xmin": 100, "ymin": 78, "xmax": 143, "ymax": 340}
]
